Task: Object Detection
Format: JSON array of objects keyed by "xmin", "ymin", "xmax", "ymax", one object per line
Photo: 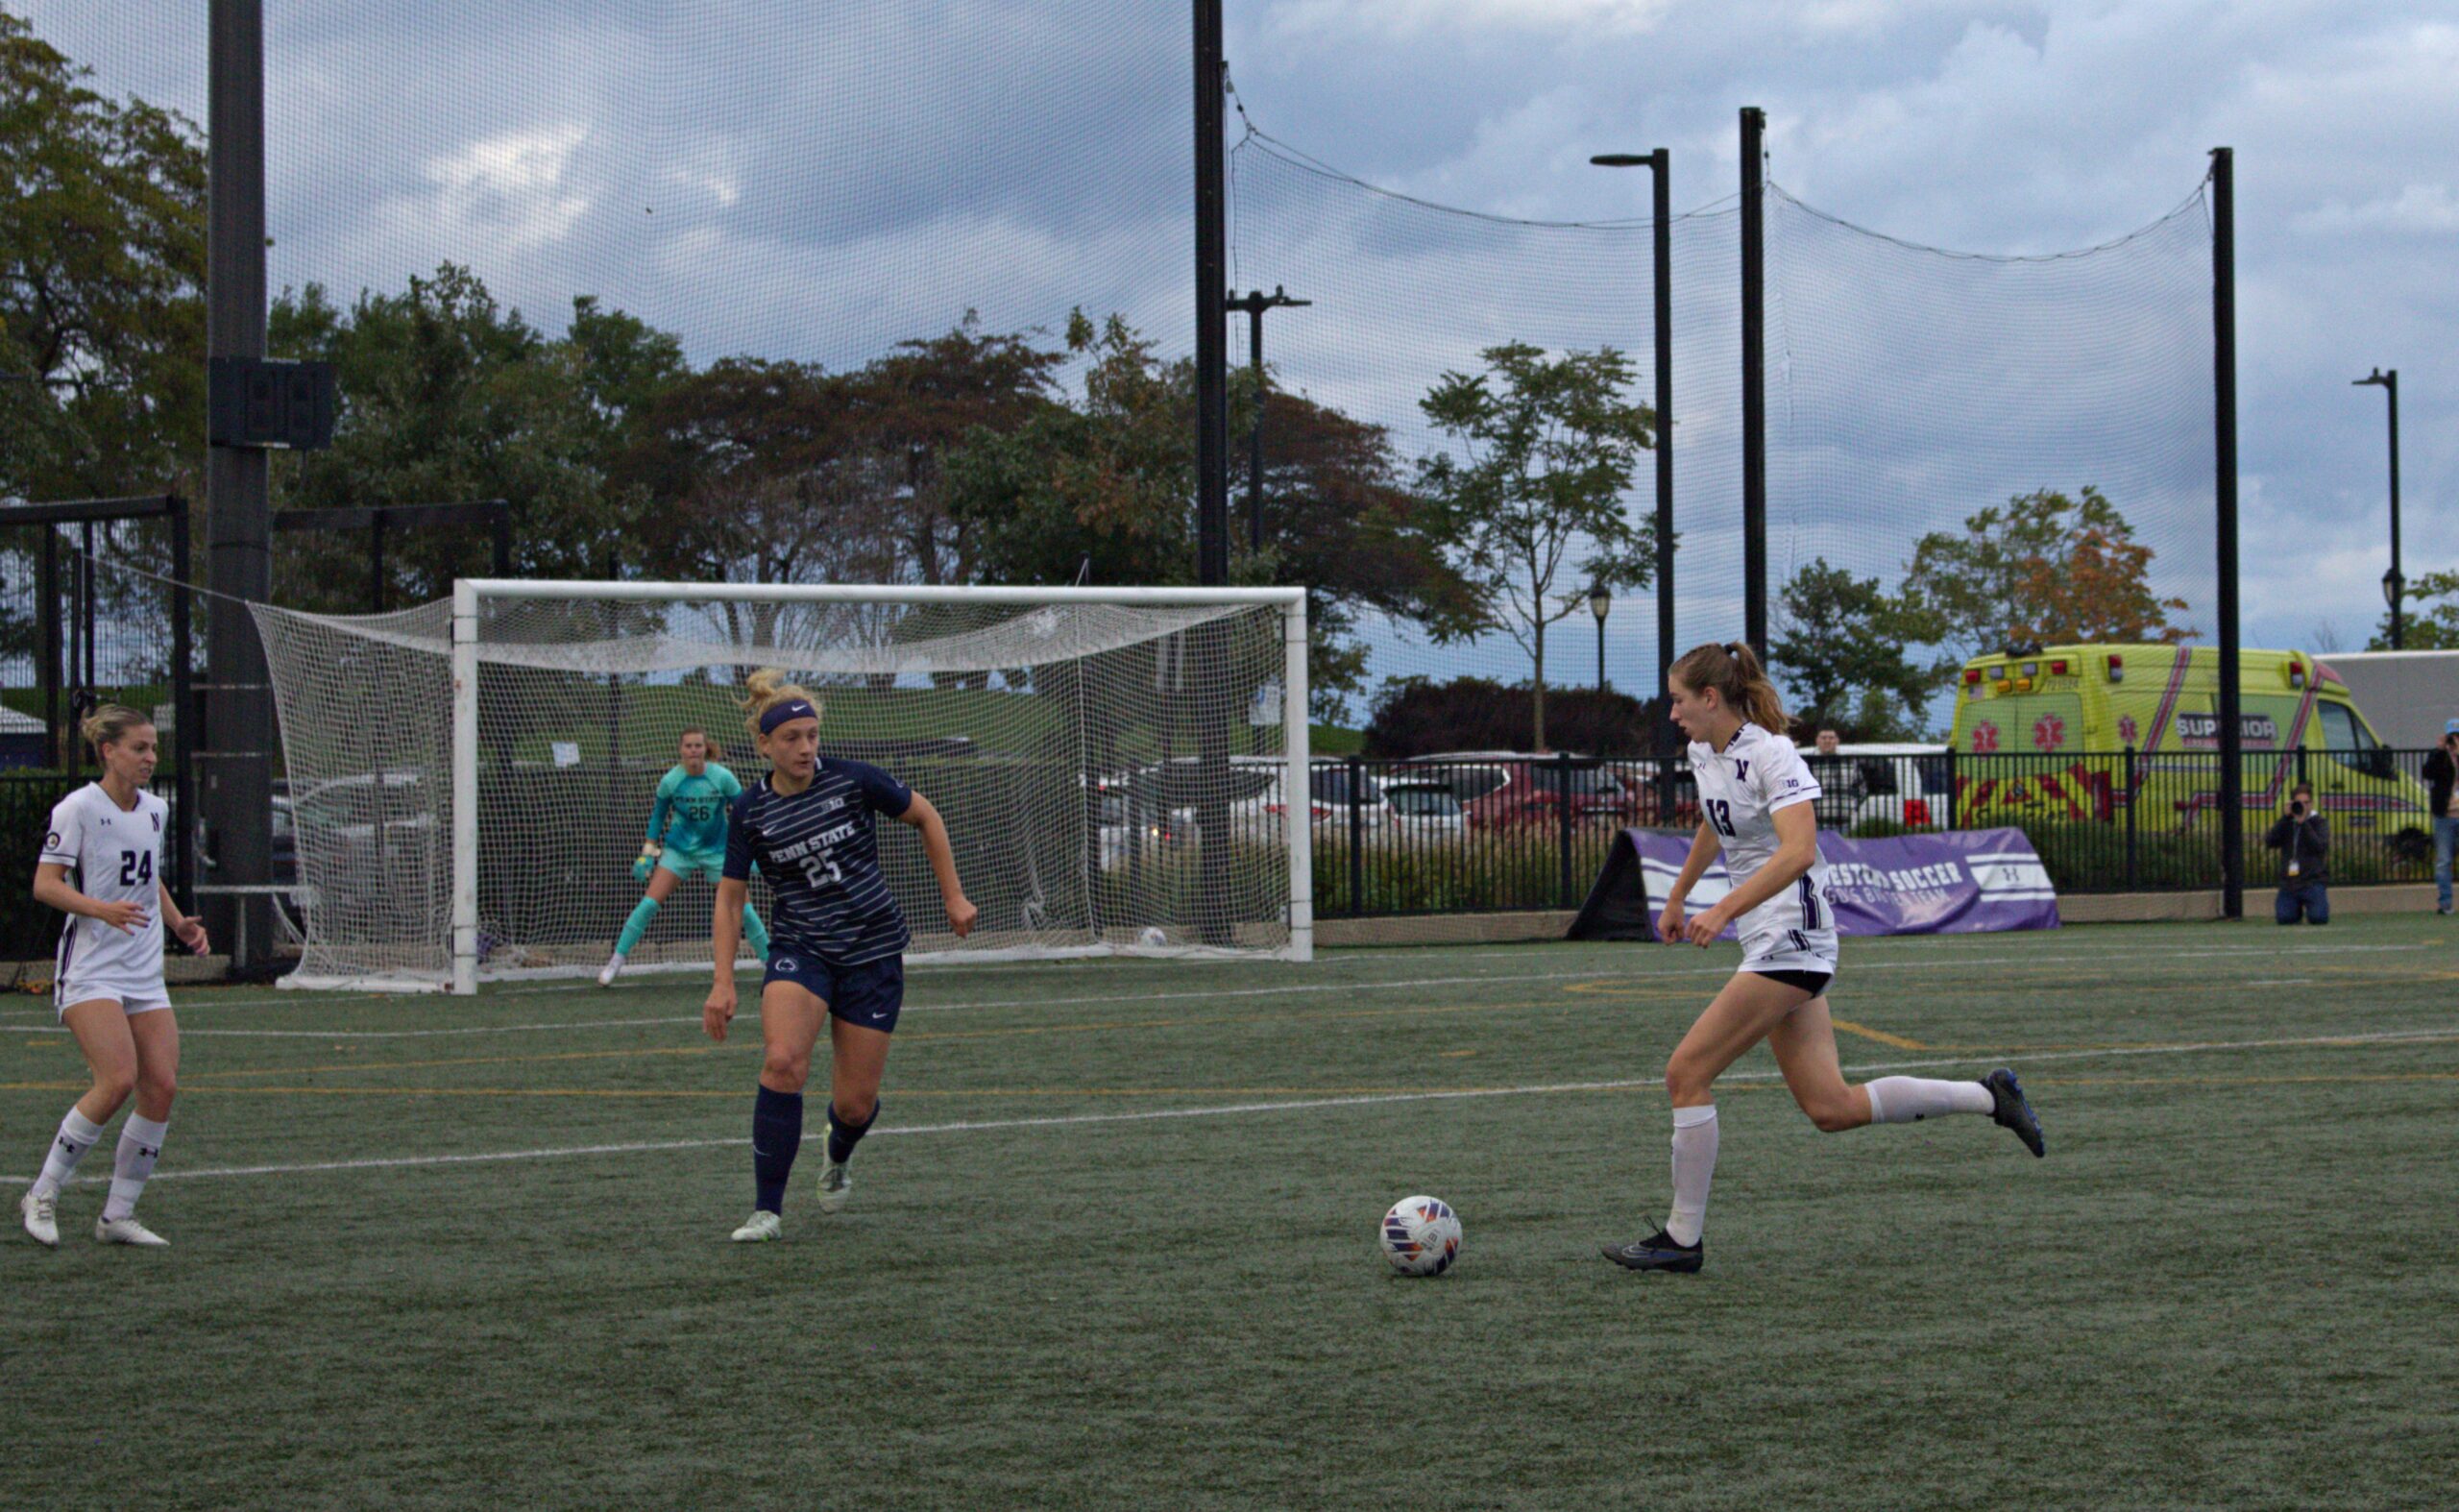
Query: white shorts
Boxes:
[
  {"xmin": 1739, "ymin": 921, "xmax": 1839, "ymax": 978},
  {"xmin": 56, "ymin": 979, "xmax": 174, "ymax": 1020}
]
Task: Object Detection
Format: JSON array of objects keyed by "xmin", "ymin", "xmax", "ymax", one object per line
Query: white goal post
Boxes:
[{"xmin": 253, "ymin": 580, "xmax": 1310, "ymax": 994}]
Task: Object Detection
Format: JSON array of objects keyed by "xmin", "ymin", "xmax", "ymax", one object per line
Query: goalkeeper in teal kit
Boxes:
[{"xmin": 598, "ymin": 728, "xmax": 772, "ymax": 986}]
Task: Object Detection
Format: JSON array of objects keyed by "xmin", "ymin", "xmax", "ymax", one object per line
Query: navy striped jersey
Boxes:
[{"xmin": 724, "ymin": 759, "xmax": 915, "ymax": 964}]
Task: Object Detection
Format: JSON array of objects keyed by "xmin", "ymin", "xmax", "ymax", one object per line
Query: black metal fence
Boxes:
[{"xmin": 1288, "ymin": 747, "xmax": 2447, "ymax": 918}]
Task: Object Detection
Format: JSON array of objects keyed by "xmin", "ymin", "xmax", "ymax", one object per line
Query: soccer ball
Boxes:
[
  {"xmin": 1138, "ymin": 925, "xmax": 1169, "ymax": 949},
  {"xmin": 1379, "ymin": 1194, "xmax": 1463, "ymax": 1277}
]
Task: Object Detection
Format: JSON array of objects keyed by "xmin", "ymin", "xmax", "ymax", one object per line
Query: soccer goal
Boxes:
[{"xmin": 250, "ymin": 581, "xmax": 1311, "ymax": 993}]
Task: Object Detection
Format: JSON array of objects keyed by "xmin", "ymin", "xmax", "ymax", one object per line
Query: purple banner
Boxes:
[{"xmin": 1570, "ymin": 826, "xmax": 2059, "ymax": 941}]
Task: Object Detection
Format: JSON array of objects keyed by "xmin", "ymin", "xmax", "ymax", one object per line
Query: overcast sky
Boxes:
[{"xmin": 22, "ymin": 0, "xmax": 2458, "ymax": 714}]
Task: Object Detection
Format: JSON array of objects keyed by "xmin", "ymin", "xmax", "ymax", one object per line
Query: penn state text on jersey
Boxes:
[{"xmin": 724, "ymin": 760, "xmax": 914, "ymax": 964}]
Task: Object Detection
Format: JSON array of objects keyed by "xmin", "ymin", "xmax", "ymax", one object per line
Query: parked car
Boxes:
[
  {"xmin": 1406, "ymin": 752, "xmax": 1639, "ymax": 829},
  {"xmin": 1380, "ymin": 778, "xmax": 1468, "ymax": 838},
  {"xmin": 1828, "ymin": 744, "xmax": 1953, "ymax": 830},
  {"xmin": 1091, "ymin": 779, "xmax": 1189, "ymax": 869}
]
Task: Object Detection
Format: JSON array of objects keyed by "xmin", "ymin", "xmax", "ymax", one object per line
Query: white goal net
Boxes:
[{"xmin": 251, "ymin": 582, "xmax": 1310, "ymax": 993}]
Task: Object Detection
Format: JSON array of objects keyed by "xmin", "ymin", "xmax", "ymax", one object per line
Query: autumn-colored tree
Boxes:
[
  {"xmin": 1238, "ymin": 377, "xmax": 1482, "ymax": 719},
  {"xmin": 1899, "ymin": 485, "xmax": 2190, "ymax": 672}
]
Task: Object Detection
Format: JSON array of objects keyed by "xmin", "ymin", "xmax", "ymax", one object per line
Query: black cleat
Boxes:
[
  {"xmin": 1600, "ymin": 1221, "xmax": 1704, "ymax": 1274},
  {"xmin": 1984, "ymin": 1068, "xmax": 2045, "ymax": 1158}
]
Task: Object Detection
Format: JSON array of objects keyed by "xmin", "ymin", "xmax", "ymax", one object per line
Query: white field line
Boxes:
[
  {"xmin": 0, "ymin": 940, "xmax": 2432, "ymax": 1040},
  {"xmin": 0, "ymin": 939, "xmax": 2426, "ymax": 1022},
  {"xmin": 9, "ymin": 1025, "xmax": 2456, "ymax": 1189}
]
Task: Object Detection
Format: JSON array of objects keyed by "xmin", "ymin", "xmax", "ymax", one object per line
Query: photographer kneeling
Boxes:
[{"xmin": 2267, "ymin": 782, "xmax": 2329, "ymax": 926}]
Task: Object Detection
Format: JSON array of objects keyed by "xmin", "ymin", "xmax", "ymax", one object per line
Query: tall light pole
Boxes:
[
  {"xmin": 1593, "ymin": 148, "xmax": 1671, "ymax": 702},
  {"xmin": 1225, "ymin": 286, "xmax": 1311, "ymax": 554},
  {"xmin": 2354, "ymin": 367, "xmax": 2401, "ymax": 648}
]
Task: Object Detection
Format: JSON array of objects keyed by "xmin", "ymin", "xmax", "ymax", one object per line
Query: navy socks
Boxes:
[
  {"xmin": 751, "ymin": 1085, "xmax": 803, "ymax": 1215},
  {"xmin": 828, "ymin": 1101, "xmax": 878, "ymax": 1165}
]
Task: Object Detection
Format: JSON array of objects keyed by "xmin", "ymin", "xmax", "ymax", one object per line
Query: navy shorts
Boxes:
[{"xmin": 762, "ymin": 951, "xmax": 906, "ymax": 1033}]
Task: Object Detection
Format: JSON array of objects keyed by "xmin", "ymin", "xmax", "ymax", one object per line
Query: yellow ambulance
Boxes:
[{"xmin": 1947, "ymin": 644, "xmax": 2433, "ymax": 856}]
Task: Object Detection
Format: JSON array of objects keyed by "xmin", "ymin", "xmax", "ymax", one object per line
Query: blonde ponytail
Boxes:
[
  {"xmin": 738, "ymin": 668, "xmax": 821, "ymax": 742},
  {"xmin": 1668, "ymin": 641, "xmax": 1789, "ymax": 733},
  {"xmin": 80, "ymin": 702, "xmax": 153, "ymax": 753}
]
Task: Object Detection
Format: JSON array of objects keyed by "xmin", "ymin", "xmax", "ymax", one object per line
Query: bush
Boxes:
[{"xmin": 1364, "ymin": 676, "xmax": 1666, "ymax": 758}]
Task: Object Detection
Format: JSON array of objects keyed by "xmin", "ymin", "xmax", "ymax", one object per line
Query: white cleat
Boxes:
[
  {"xmin": 20, "ymin": 1188, "xmax": 59, "ymax": 1248},
  {"xmin": 596, "ymin": 952, "xmax": 627, "ymax": 988},
  {"xmin": 729, "ymin": 1210, "xmax": 782, "ymax": 1243},
  {"xmin": 816, "ymin": 1158, "xmax": 854, "ymax": 1214},
  {"xmin": 93, "ymin": 1214, "xmax": 168, "ymax": 1248}
]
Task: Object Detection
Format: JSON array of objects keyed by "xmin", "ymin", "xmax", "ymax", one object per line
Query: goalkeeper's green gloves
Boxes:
[{"xmin": 634, "ymin": 841, "xmax": 663, "ymax": 883}]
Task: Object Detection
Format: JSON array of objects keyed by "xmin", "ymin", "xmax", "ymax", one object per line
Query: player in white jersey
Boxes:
[
  {"xmin": 1601, "ymin": 643, "xmax": 2043, "ymax": 1277},
  {"xmin": 19, "ymin": 705, "xmax": 208, "ymax": 1249}
]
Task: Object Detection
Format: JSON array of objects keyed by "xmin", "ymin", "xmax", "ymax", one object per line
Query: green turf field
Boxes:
[{"xmin": 6, "ymin": 916, "xmax": 2456, "ymax": 1509}]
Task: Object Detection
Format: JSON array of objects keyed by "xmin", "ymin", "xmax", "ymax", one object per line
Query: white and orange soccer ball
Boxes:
[{"xmin": 1379, "ymin": 1194, "xmax": 1463, "ymax": 1277}]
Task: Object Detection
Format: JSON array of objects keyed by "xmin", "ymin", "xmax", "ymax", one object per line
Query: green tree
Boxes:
[
  {"xmin": 944, "ymin": 312, "xmax": 1483, "ymax": 719},
  {"xmin": 1416, "ymin": 341, "xmax": 1657, "ymax": 750},
  {"xmin": 1770, "ymin": 558, "xmax": 1939, "ymax": 736},
  {"xmin": 1897, "ymin": 485, "xmax": 2190, "ymax": 671},
  {"xmin": 841, "ymin": 313, "xmax": 1069, "ymax": 586},
  {"xmin": 2372, "ymin": 570, "xmax": 2459, "ymax": 649},
  {"xmin": 944, "ymin": 310, "xmax": 1195, "ymax": 589},
  {"xmin": 0, "ymin": 12, "xmax": 206, "ymax": 506},
  {"xmin": 269, "ymin": 266, "xmax": 682, "ymax": 609}
]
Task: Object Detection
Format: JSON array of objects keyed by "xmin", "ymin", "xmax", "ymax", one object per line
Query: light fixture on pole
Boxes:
[
  {"xmin": 2353, "ymin": 367, "xmax": 2401, "ymax": 648},
  {"xmin": 1589, "ymin": 583, "xmax": 1612, "ymax": 692},
  {"xmin": 1588, "ymin": 153, "xmax": 1672, "ymax": 710}
]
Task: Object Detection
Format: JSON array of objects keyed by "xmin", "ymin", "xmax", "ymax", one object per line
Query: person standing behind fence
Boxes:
[
  {"xmin": 2424, "ymin": 720, "xmax": 2459, "ymax": 917},
  {"xmin": 1805, "ymin": 728, "xmax": 1862, "ymax": 832},
  {"xmin": 2266, "ymin": 781, "xmax": 2329, "ymax": 926}
]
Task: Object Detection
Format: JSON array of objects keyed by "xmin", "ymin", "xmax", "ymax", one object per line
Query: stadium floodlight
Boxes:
[{"xmin": 250, "ymin": 581, "xmax": 1311, "ymax": 993}]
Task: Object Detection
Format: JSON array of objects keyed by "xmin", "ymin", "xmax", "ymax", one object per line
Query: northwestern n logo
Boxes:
[{"xmin": 1733, "ymin": 761, "xmax": 1751, "ymax": 781}]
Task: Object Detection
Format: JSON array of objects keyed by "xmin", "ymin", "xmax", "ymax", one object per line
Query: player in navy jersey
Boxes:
[
  {"xmin": 703, "ymin": 670, "xmax": 978, "ymax": 1242},
  {"xmin": 1600, "ymin": 642, "xmax": 2043, "ymax": 1277}
]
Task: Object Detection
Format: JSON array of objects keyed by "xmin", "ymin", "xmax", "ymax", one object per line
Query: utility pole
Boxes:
[{"xmin": 1225, "ymin": 286, "xmax": 1311, "ymax": 554}]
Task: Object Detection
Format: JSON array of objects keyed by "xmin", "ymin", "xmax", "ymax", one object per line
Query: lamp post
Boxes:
[
  {"xmin": 1588, "ymin": 150, "xmax": 1673, "ymax": 712},
  {"xmin": 1589, "ymin": 583, "xmax": 1612, "ymax": 692},
  {"xmin": 1224, "ymin": 286, "xmax": 1311, "ymax": 554},
  {"xmin": 2353, "ymin": 367, "xmax": 2401, "ymax": 648}
]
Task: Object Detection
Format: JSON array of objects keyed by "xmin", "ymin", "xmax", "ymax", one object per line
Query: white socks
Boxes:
[
  {"xmin": 1863, "ymin": 1076, "xmax": 1993, "ymax": 1125},
  {"xmin": 32, "ymin": 1106, "xmax": 107, "ymax": 1200},
  {"xmin": 1667, "ymin": 1105, "xmax": 1719, "ymax": 1247},
  {"xmin": 101, "ymin": 1115, "xmax": 168, "ymax": 1223}
]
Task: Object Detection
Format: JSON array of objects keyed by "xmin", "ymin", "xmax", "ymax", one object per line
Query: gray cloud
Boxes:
[{"xmin": 20, "ymin": 0, "xmax": 2458, "ymax": 698}]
